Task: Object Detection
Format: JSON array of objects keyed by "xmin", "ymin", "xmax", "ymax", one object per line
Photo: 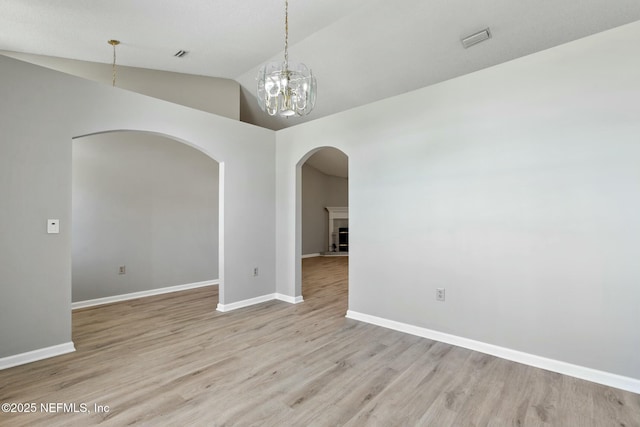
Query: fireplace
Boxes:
[{"xmin": 326, "ymin": 207, "xmax": 348, "ymax": 254}]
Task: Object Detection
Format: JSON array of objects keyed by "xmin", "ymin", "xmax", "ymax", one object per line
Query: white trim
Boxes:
[
  {"xmin": 276, "ymin": 293, "xmax": 304, "ymax": 304},
  {"xmin": 72, "ymin": 280, "xmax": 219, "ymax": 310},
  {"xmin": 346, "ymin": 310, "xmax": 640, "ymax": 394},
  {"xmin": 0, "ymin": 342, "xmax": 75, "ymax": 370},
  {"xmin": 218, "ymin": 161, "xmax": 225, "ymax": 306},
  {"xmin": 216, "ymin": 292, "xmax": 304, "ymax": 312},
  {"xmin": 301, "ymin": 253, "xmax": 321, "ymax": 259},
  {"xmin": 216, "ymin": 293, "xmax": 275, "ymax": 312}
]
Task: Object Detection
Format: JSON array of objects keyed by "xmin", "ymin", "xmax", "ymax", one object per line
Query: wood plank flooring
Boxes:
[{"xmin": 1, "ymin": 256, "xmax": 638, "ymax": 426}]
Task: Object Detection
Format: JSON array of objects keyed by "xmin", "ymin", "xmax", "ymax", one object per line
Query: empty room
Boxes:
[{"xmin": 1, "ymin": 1, "xmax": 639, "ymax": 425}]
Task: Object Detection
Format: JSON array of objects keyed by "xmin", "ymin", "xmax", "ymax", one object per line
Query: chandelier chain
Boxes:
[
  {"xmin": 112, "ymin": 43, "xmax": 117, "ymax": 87},
  {"xmin": 108, "ymin": 40, "xmax": 120, "ymax": 87},
  {"xmin": 284, "ymin": 0, "xmax": 289, "ymax": 70}
]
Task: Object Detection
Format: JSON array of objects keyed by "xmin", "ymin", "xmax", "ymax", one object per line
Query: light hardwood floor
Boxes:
[{"xmin": 1, "ymin": 256, "xmax": 638, "ymax": 426}]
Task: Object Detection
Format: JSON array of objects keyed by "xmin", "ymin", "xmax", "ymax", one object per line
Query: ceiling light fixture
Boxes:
[
  {"xmin": 174, "ymin": 50, "xmax": 188, "ymax": 58},
  {"xmin": 461, "ymin": 28, "xmax": 491, "ymax": 48},
  {"xmin": 107, "ymin": 39, "xmax": 120, "ymax": 87},
  {"xmin": 256, "ymin": 0, "xmax": 316, "ymax": 117}
]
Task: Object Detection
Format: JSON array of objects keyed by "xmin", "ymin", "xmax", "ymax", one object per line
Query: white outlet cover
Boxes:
[{"xmin": 47, "ymin": 219, "xmax": 60, "ymax": 234}]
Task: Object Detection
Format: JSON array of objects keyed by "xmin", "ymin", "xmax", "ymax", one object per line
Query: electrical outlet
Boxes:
[
  {"xmin": 253, "ymin": 267, "xmax": 259, "ymax": 277},
  {"xmin": 119, "ymin": 265, "xmax": 126, "ymax": 275},
  {"xmin": 436, "ymin": 288, "xmax": 445, "ymax": 302}
]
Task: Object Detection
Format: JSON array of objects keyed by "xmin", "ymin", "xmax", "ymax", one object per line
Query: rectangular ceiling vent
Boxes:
[
  {"xmin": 174, "ymin": 50, "xmax": 188, "ymax": 58},
  {"xmin": 461, "ymin": 28, "xmax": 491, "ymax": 48}
]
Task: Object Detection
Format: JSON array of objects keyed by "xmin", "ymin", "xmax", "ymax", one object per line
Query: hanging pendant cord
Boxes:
[
  {"xmin": 108, "ymin": 40, "xmax": 120, "ymax": 87},
  {"xmin": 112, "ymin": 42, "xmax": 117, "ymax": 87}
]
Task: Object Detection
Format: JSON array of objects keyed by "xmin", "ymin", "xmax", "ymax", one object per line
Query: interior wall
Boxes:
[
  {"xmin": 0, "ymin": 63, "xmax": 73, "ymax": 359},
  {"xmin": 72, "ymin": 132, "xmax": 219, "ymax": 302},
  {"xmin": 301, "ymin": 163, "xmax": 348, "ymax": 255},
  {"xmin": 0, "ymin": 55, "xmax": 275, "ymax": 361},
  {"xmin": 276, "ymin": 21, "xmax": 640, "ymax": 381},
  {"xmin": 0, "ymin": 51, "xmax": 240, "ymax": 120}
]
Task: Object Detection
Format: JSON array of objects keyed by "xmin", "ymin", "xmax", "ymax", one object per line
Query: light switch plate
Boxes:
[{"xmin": 47, "ymin": 219, "xmax": 60, "ymax": 234}]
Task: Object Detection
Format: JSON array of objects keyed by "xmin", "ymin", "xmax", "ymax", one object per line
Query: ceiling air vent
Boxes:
[
  {"xmin": 461, "ymin": 28, "xmax": 491, "ymax": 48},
  {"xmin": 174, "ymin": 50, "xmax": 188, "ymax": 58}
]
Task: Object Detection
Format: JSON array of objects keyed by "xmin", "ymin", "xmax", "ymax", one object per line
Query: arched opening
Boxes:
[
  {"xmin": 71, "ymin": 130, "xmax": 222, "ymax": 309},
  {"xmin": 297, "ymin": 147, "xmax": 349, "ymax": 309}
]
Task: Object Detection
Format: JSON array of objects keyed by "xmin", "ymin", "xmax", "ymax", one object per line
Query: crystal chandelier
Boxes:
[{"xmin": 257, "ymin": 0, "xmax": 317, "ymax": 117}]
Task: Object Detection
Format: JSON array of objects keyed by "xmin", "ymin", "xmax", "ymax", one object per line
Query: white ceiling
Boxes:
[{"xmin": 2, "ymin": 0, "xmax": 640, "ymax": 134}]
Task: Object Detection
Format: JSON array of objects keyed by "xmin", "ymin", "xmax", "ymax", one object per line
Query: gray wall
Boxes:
[
  {"xmin": 0, "ymin": 55, "xmax": 275, "ymax": 359},
  {"xmin": 0, "ymin": 63, "xmax": 73, "ymax": 358},
  {"xmin": 276, "ymin": 21, "xmax": 640, "ymax": 381},
  {"xmin": 301, "ymin": 164, "xmax": 348, "ymax": 255},
  {"xmin": 72, "ymin": 132, "xmax": 219, "ymax": 302},
  {"xmin": 0, "ymin": 51, "xmax": 240, "ymax": 121}
]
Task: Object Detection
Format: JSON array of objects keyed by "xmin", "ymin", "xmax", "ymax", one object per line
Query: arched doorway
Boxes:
[
  {"xmin": 71, "ymin": 131, "xmax": 222, "ymax": 307},
  {"xmin": 297, "ymin": 147, "xmax": 349, "ymax": 307}
]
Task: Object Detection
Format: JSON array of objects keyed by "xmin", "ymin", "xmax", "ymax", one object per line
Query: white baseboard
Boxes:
[
  {"xmin": 72, "ymin": 279, "xmax": 219, "ymax": 310},
  {"xmin": 346, "ymin": 310, "xmax": 640, "ymax": 394},
  {"xmin": 276, "ymin": 293, "xmax": 304, "ymax": 304},
  {"xmin": 217, "ymin": 293, "xmax": 276, "ymax": 312},
  {"xmin": 302, "ymin": 253, "xmax": 321, "ymax": 259},
  {"xmin": 217, "ymin": 292, "xmax": 304, "ymax": 312},
  {"xmin": 0, "ymin": 342, "xmax": 76, "ymax": 370}
]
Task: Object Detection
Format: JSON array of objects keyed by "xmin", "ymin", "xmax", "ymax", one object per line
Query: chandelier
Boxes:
[{"xmin": 257, "ymin": 0, "xmax": 317, "ymax": 117}]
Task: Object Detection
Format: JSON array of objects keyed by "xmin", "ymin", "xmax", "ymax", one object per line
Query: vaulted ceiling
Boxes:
[{"xmin": 2, "ymin": 0, "xmax": 640, "ymax": 132}]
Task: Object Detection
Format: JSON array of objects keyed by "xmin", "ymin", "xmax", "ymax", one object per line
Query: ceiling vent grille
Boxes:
[{"xmin": 461, "ymin": 28, "xmax": 491, "ymax": 48}]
